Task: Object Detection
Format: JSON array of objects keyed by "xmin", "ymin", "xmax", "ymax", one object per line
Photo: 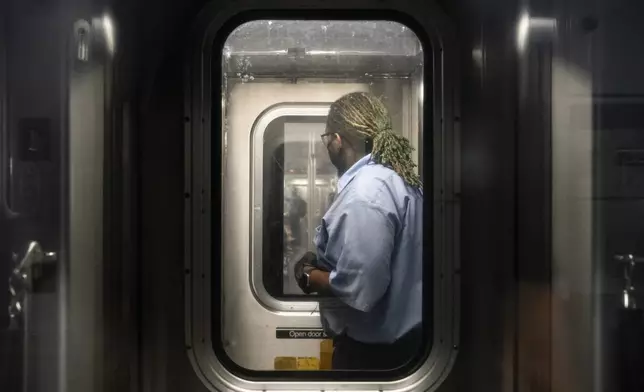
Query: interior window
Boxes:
[{"xmin": 263, "ymin": 117, "xmax": 338, "ymax": 298}]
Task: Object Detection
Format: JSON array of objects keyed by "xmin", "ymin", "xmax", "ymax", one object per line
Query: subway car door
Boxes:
[
  {"xmin": 1, "ymin": 2, "xmax": 70, "ymax": 391},
  {"xmin": 1, "ymin": 3, "xmax": 113, "ymax": 392}
]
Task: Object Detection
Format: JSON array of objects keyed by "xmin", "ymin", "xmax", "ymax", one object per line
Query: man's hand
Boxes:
[{"xmin": 294, "ymin": 251, "xmax": 318, "ymax": 294}]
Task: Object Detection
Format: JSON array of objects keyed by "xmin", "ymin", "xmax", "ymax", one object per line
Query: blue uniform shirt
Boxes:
[{"xmin": 314, "ymin": 154, "xmax": 423, "ymax": 344}]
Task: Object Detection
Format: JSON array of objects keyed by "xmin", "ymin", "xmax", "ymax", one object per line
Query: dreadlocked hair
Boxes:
[{"xmin": 327, "ymin": 92, "xmax": 422, "ymax": 188}]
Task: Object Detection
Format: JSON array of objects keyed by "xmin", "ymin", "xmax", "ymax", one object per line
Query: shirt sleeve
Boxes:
[{"xmin": 326, "ymin": 197, "xmax": 396, "ymax": 312}]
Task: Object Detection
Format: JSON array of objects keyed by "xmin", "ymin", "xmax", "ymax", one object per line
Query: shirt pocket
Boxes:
[{"xmin": 314, "ymin": 222, "xmax": 328, "ymax": 250}]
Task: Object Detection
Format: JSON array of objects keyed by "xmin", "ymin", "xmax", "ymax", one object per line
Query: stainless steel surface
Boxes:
[
  {"xmin": 548, "ymin": 8, "xmax": 594, "ymax": 391},
  {"xmin": 68, "ymin": 53, "xmax": 107, "ymax": 392}
]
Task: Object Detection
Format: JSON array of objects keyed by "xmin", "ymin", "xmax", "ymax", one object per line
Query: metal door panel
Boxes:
[
  {"xmin": 1, "ymin": 2, "xmax": 68, "ymax": 391},
  {"xmin": 1, "ymin": 4, "xmax": 113, "ymax": 391}
]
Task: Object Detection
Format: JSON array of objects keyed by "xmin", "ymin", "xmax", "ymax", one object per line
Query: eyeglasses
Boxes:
[{"xmin": 320, "ymin": 132, "xmax": 336, "ymax": 146}]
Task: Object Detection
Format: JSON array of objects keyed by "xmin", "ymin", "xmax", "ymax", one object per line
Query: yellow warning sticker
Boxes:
[
  {"xmin": 297, "ymin": 357, "xmax": 319, "ymax": 370},
  {"xmin": 274, "ymin": 356, "xmax": 297, "ymax": 370},
  {"xmin": 274, "ymin": 356, "xmax": 320, "ymax": 370},
  {"xmin": 319, "ymin": 339, "xmax": 334, "ymax": 370}
]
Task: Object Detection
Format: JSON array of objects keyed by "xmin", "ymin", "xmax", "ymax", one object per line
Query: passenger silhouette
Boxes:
[{"xmin": 287, "ymin": 187, "xmax": 307, "ymax": 248}]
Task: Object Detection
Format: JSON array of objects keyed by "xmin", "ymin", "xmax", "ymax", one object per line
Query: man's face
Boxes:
[{"xmin": 321, "ymin": 130, "xmax": 344, "ymax": 171}]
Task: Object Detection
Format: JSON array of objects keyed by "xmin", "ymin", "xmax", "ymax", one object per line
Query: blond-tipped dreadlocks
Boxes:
[{"xmin": 326, "ymin": 92, "xmax": 422, "ymax": 188}]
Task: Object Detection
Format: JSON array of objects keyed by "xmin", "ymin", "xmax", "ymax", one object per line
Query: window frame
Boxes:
[
  {"xmin": 251, "ymin": 104, "xmax": 336, "ymax": 308},
  {"xmin": 184, "ymin": 3, "xmax": 459, "ymax": 392}
]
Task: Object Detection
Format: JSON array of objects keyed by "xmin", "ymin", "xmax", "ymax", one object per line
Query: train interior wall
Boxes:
[{"xmin": 1, "ymin": 0, "xmax": 644, "ymax": 391}]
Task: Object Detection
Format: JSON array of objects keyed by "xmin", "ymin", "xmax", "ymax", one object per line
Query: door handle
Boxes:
[
  {"xmin": 7, "ymin": 241, "xmax": 57, "ymax": 327},
  {"xmin": 615, "ymin": 254, "xmax": 643, "ymax": 309}
]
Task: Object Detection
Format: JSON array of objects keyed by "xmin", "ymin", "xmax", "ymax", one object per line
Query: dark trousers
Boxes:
[{"xmin": 331, "ymin": 327, "xmax": 422, "ymax": 370}]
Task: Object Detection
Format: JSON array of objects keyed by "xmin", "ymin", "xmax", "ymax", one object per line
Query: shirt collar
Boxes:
[{"xmin": 337, "ymin": 154, "xmax": 373, "ymax": 194}]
